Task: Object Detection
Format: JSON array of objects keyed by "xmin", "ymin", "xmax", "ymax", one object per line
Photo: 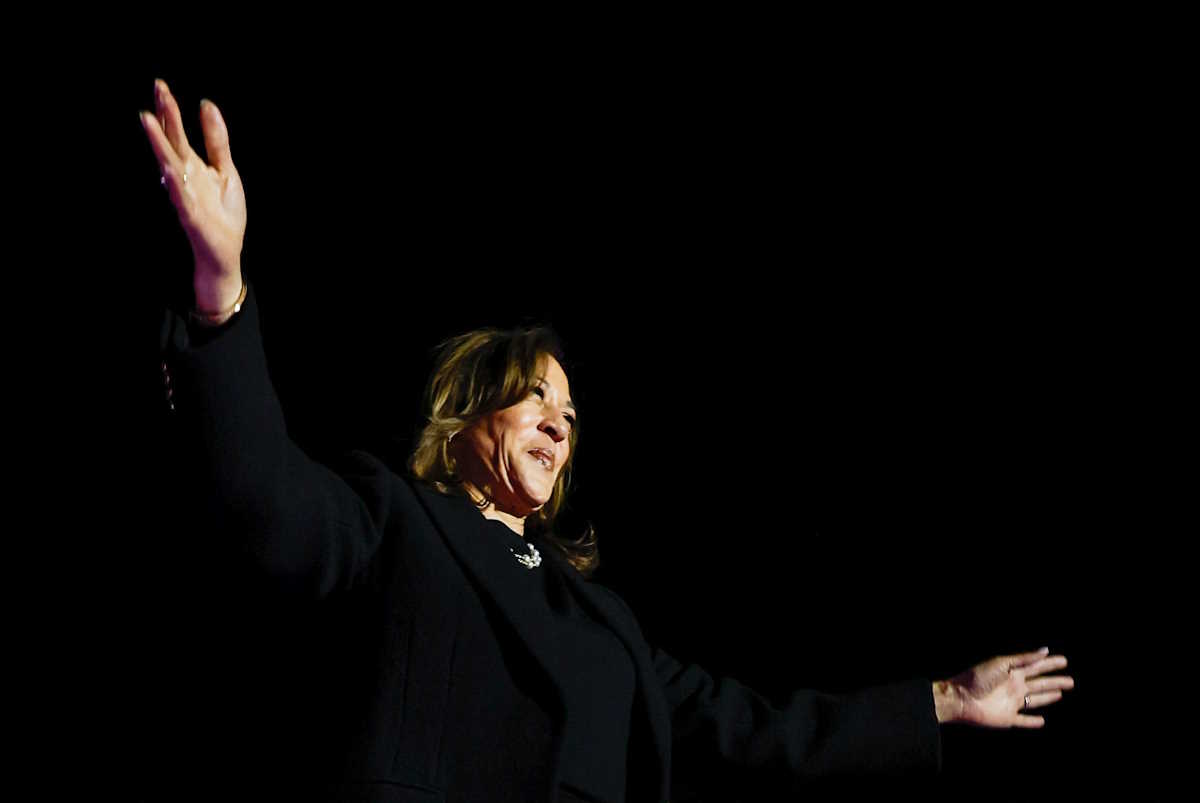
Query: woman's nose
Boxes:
[{"xmin": 540, "ymin": 415, "xmax": 568, "ymax": 442}]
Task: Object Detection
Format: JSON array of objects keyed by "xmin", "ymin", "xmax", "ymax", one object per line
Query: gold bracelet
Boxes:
[{"xmin": 189, "ymin": 277, "xmax": 247, "ymax": 328}]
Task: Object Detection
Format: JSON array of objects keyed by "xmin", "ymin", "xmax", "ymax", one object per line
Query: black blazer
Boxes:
[{"xmin": 155, "ymin": 279, "xmax": 942, "ymax": 802}]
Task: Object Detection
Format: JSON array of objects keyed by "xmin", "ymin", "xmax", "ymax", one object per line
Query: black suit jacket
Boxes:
[{"xmin": 154, "ymin": 279, "xmax": 942, "ymax": 802}]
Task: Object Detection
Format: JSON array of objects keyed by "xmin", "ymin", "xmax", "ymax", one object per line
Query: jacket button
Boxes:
[
  {"xmin": 168, "ymin": 401, "xmax": 176, "ymax": 412},
  {"xmin": 165, "ymin": 387, "xmax": 173, "ymax": 399}
]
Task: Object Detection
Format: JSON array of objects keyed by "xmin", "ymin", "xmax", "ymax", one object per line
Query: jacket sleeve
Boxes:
[
  {"xmin": 157, "ymin": 277, "xmax": 395, "ymax": 599},
  {"xmin": 591, "ymin": 584, "xmax": 942, "ymax": 791},
  {"xmin": 650, "ymin": 644, "xmax": 943, "ymax": 789}
]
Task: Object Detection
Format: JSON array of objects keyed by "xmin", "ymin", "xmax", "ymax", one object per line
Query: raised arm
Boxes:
[
  {"xmin": 158, "ymin": 279, "xmax": 395, "ymax": 598},
  {"xmin": 144, "ymin": 79, "xmax": 396, "ymax": 598}
]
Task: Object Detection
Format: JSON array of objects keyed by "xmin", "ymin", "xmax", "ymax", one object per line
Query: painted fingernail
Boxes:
[{"xmin": 1039, "ymin": 646, "xmax": 1049, "ymax": 653}]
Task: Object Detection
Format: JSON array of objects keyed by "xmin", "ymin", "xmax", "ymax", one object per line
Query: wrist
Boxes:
[
  {"xmin": 193, "ymin": 265, "xmax": 243, "ymax": 311},
  {"xmin": 932, "ymin": 679, "xmax": 963, "ymax": 724},
  {"xmin": 192, "ymin": 267, "xmax": 244, "ymax": 327}
]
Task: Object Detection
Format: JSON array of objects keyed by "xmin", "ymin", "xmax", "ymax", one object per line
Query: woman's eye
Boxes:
[{"xmin": 533, "ymin": 387, "xmax": 574, "ymax": 428}]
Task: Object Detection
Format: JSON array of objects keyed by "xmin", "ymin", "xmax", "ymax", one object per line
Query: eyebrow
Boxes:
[{"xmin": 537, "ymin": 377, "xmax": 578, "ymax": 418}]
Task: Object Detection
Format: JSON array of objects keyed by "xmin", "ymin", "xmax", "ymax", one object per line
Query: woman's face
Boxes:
[{"xmin": 452, "ymin": 355, "xmax": 576, "ymax": 517}]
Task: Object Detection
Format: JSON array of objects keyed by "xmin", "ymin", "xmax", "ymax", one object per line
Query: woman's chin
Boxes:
[
  {"xmin": 524, "ymin": 493, "xmax": 551, "ymax": 511},
  {"xmin": 517, "ymin": 482, "xmax": 553, "ymax": 511}
]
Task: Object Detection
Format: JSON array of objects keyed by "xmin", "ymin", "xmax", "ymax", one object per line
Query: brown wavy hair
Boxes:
[{"xmin": 405, "ymin": 324, "xmax": 598, "ymax": 578}]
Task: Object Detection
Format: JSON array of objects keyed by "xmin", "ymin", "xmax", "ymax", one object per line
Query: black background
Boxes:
[{"xmin": 43, "ymin": 22, "xmax": 1176, "ymax": 800}]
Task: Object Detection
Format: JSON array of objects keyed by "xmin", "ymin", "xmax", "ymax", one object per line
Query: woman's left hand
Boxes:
[{"xmin": 946, "ymin": 647, "xmax": 1075, "ymax": 728}]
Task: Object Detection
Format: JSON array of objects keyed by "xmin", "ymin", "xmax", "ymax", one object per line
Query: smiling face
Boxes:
[{"xmin": 451, "ymin": 353, "xmax": 577, "ymax": 519}]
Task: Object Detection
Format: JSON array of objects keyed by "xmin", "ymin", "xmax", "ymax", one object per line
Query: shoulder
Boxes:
[
  {"xmin": 323, "ymin": 448, "xmax": 402, "ymax": 489},
  {"xmin": 318, "ymin": 449, "xmax": 429, "ymax": 516}
]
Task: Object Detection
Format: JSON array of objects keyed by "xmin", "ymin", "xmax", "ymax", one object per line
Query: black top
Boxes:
[
  {"xmin": 189, "ymin": 313, "xmax": 636, "ymax": 801},
  {"xmin": 165, "ymin": 291, "xmax": 944, "ymax": 800},
  {"xmin": 465, "ymin": 496, "xmax": 636, "ymax": 803}
]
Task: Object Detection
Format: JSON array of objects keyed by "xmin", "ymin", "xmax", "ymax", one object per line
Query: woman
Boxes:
[{"xmin": 141, "ymin": 79, "xmax": 1074, "ymax": 802}]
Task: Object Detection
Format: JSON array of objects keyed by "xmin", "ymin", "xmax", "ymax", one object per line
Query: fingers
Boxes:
[
  {"xmin": 1008, "ymin": 647, "xmax": 1050, "ymax": 670},
  {"xmin": 140, "ymin": 109, "xmax": 181, "ymax": 177},
  {"xmin": 1013, "ymin": 713, "xmax": 1046, "ymax": 728},
  {"xmin": 140, "ymin": 111, "xmax": 192, "ymax": 215},
  {"xmin": 1027, "ymin": 675, "xmax": 1075, "ymax": 694},
  {"xmin": 1026, "ymin": 690, "xmax": 1064, "ymax": 707},
  {"xmin": 198, "ymin": 98, "xmax": 236, "ymax": 174},
  {"xmin": 1023, "ymin": 655, "xmax": 1069, "ymax": 678},
  {"xmin": 154, "ymin": 79, "xmax": 195, "ymax": 166}
]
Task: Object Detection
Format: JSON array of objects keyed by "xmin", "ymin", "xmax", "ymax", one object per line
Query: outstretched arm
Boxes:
[
  {"xmin": 650, "ymin": 642, "xmax": 943, "ymax": 787},
  {"xmin": 590, "ymin": 584, "xmax": 941, "ymax": 791}
]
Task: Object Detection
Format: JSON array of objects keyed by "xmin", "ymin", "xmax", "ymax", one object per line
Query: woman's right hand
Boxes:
[{"xmin": 140, "ymin": 78, "xmax": 247, "ymax": 308}]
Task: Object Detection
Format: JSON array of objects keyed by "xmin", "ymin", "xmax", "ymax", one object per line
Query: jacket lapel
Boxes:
[
  {"xmin": 410, "ymin": 481, "xmax": 670, "ymax": 801},
  {"xmin": 410, "ymin": 481, "xmax": 568, "ymax": 709}
]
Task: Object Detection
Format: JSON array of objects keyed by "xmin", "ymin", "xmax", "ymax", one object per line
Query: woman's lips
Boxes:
[{"xmin": 528, "ymin": 449, "xmax": 553, "ymax": 470}]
